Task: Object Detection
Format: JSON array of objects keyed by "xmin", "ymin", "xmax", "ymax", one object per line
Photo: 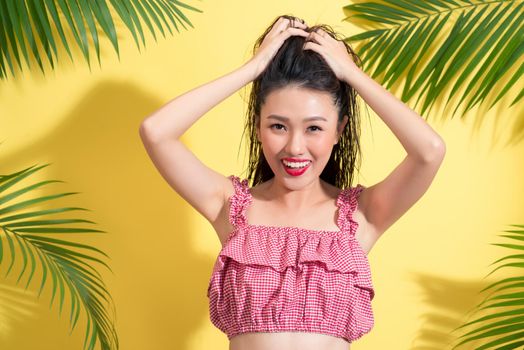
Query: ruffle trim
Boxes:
[
  {"xmin": 214, "ymin": 225, "xmax": 375, "ymax": 300},
  {"xmin": 227, "ymin": 175, "xmax": 252, "ymax": 228},
  {"xmin": 336, "ymin": 183, "xmax": 366, "ymax": 236}
]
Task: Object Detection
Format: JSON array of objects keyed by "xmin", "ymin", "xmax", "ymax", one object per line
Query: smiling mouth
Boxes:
[{"xmin": 281, "ymin": 159, "xmax": 312, "ymax": 169}]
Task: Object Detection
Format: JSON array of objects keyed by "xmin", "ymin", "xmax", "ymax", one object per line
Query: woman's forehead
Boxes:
[{"xmin": 261, "ymin": 86, "xmax": 337, "ymax": 120}]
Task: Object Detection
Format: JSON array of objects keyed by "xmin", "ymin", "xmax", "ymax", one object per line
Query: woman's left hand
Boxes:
[{"xmin": 303, "ymin": 28, "xmax": 360, "ymax": 83}]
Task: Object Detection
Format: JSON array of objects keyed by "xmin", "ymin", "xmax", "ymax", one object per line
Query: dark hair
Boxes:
[{"xmin": 242, "ymin": 14, "xmax": 365, "ymax": 190}]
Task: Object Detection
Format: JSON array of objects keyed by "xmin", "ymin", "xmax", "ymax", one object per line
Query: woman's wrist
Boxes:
[
  {"xmin": 242, "ymin": 58, "xmax": 262, "ymax": 82},
  {"xmin": 342, "ymin": 63, "xmax": 365, "ymax": 86}
]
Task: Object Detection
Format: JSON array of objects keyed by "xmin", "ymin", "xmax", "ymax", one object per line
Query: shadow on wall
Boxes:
[
  {"xmin": 409, "ymin": 273, "xmax": 499, "ymax": 350},
  {"xmin": 0, "ymin": 81, "xmax": 213, "ymax": 350}
]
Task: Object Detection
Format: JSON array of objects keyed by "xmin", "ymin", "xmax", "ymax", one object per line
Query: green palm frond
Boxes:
[
  {"xmin": 343, "ymin": 0, "xmax": 523, "ymax": 119},
  {"xmin": 0, "ymin": 163, "xmax": 118, "ymax": 350},
  {"xmin": 450, "ymin": 224, "xmax": 524, "ymax": 349},
  {"xmin": 0, "ymin": 0, "xmax": 203, "ymax": 80}
]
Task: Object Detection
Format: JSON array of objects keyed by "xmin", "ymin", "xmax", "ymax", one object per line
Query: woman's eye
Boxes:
[
  {"xmin": 270, "ymin": 124, "xmax": 285, "ymax": 130},
  {"xmin": 309, "ymin": 126, "xmax": 322, "ymax": 132}
]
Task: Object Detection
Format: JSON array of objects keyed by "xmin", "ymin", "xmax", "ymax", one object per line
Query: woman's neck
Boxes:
[{"xmin": 263, "ymin": 177, "xmax": 334, "ymax": 211}]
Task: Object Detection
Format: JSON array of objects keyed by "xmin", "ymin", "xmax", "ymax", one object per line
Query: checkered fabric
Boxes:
[{"xmin": 207, "ymin": 175, "xmax": 375, "ymax": 343}]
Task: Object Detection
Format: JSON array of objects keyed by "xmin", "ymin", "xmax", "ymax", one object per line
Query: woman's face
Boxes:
[{"xmin": 256, "ymin": 85, "xmax": 348, "ymax": 186}]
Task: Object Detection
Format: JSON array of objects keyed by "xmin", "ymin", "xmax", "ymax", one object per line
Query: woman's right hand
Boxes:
[{"xmin": 247, "ymin": 16, "xmax": 310, "ymax": 80}]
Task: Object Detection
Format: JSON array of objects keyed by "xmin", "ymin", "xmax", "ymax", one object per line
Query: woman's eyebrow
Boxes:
[{"xmin": 267, "ymin": 114, "xmax": 328, "ymax": 122}]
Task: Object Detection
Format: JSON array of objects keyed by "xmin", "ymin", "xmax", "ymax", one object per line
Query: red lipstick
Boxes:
[{"xmin": 281, "ymin": 158, "xmax": 312, "ymax": 177}]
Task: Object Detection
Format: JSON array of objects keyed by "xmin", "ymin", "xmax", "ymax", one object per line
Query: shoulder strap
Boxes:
[
  {"xmin": 336, "ymin": 184, "xmax": 366, "ymax": 235},
  {"xmin": 227, "ymin": 175, "xmax": 252, "ymax": 229}
]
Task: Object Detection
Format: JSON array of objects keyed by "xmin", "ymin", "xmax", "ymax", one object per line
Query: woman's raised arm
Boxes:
[{"xmin": 138, "ymin": 62, "xmax": 257, "ymax": 231}]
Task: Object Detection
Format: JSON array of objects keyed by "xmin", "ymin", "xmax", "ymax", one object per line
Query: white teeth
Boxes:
[{"xmin": 282, "ymin": 160, "xmax": 311, "ymax": 168}]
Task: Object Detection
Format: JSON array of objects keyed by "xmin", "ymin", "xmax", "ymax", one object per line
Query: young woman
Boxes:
[{"xmin": 139, "ymin": 14, "xmax": 445, "ymax": 350}]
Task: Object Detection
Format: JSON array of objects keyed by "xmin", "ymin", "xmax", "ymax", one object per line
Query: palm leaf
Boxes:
[
  {"xmin": 450, "ymin": 225, "xmax": 524, "ymax": 349},
  {"xmin": 343, "ymin": 0, "xmax": 524, "ymax": 119},
  {"xmin": 0, "ymin": 0, "xmax": 203, "ymax": 79},
  {"xmin": 0, "ymin": 163, "xmax": 118, "ymax": 350}
]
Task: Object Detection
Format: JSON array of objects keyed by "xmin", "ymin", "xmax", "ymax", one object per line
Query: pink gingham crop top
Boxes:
[{"xmin": 207, "ymin": 175, "xmax": 375, "ymax": 343}]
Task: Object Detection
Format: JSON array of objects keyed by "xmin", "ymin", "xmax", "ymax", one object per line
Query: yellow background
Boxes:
[{"xmin": 1, "ymin": 1, "xmax": 523, "ymax": 349}]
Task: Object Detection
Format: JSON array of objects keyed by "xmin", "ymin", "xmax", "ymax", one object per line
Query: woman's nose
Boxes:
[{"xmin": 285, "ymin": 132, "xmax": 306, "ymax": 155}]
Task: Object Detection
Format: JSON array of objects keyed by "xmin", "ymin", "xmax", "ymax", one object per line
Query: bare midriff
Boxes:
[{"xmin": 229, "ymin": 331, "xmax": 351, "ymax": 350}]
